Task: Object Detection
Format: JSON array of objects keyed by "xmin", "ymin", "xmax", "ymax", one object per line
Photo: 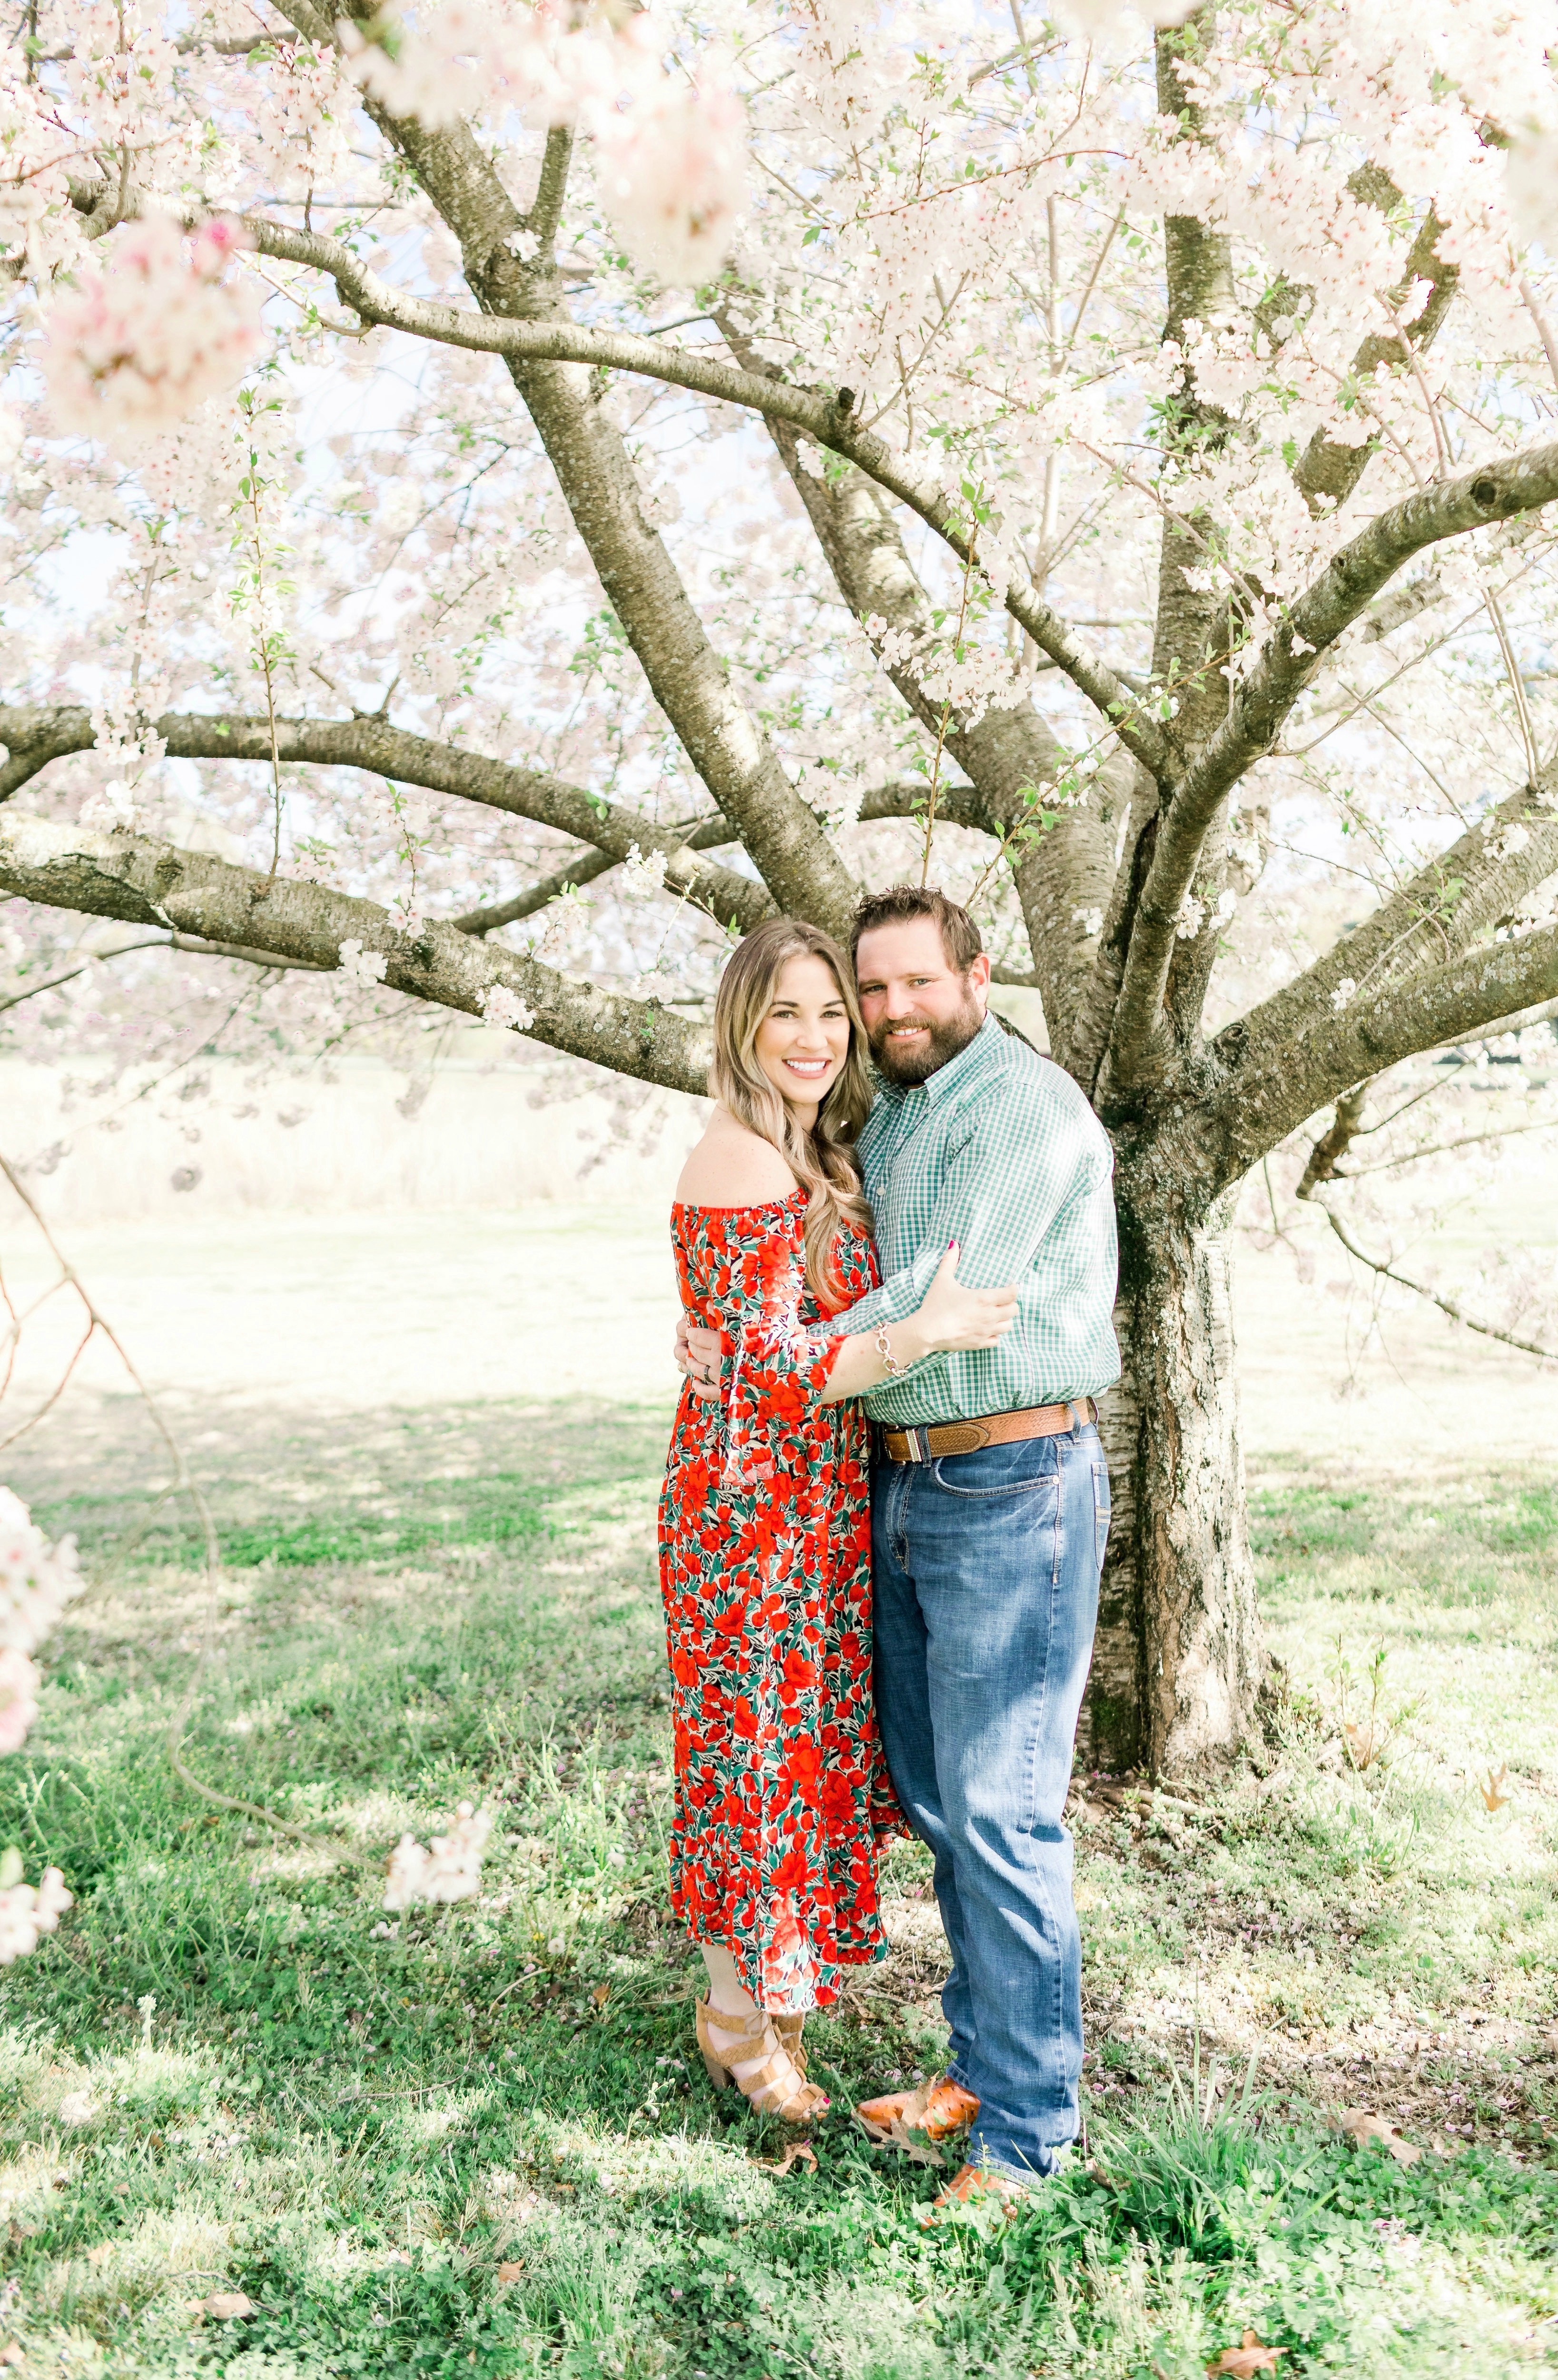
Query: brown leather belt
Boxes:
[{"xmin": 880, "ymin": 1398, "xmax": 1097, "ymax": 1464}]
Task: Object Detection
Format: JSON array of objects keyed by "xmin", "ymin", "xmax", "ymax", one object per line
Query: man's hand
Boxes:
[{"xmin": 674, "ymin": 1312, "xmax": 724, "ymax": 1402}]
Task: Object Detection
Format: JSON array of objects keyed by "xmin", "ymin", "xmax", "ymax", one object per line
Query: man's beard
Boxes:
[{"xmin": 868, "ymin": 996, "xmax": 985, "ymax": 1086}]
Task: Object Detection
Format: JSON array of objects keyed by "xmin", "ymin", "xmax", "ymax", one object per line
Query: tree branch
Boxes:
[
  {"xmin": 217, "ymin": 193, "xmax": 1165, "ymax": 774},
  {"xmin": 1101, "ymin": 441, "xmax": 1558, "ymax": 1103},
  {"xmin": 678, "ymin": 778, "xmax": 997, "ymax": 845},
  {"xmin": 450, "ymin": 845, "xmax": 615, "ymax": 934},
  {"xmin": 1292, "ymin": 175, "xmax": 1459, "ymax": 517},
  {"xmin": 1215, "ymin": 752, "xmax": 1558, "ymax": 1081},
  {"xmin": 0, "ymin": 937, "xmax": 168, "ymax": 1015},
  {"xmin": 0, "ymin": 704, "xmax": 771, "ymax": 932},
  {"xmin": 1304, "ymin": 1195, "xmax": 1555, "ymax": 1364},
  {"xmin": 725, "ymin": 311, "xmax": 1118, "ymax": 1063},
  {"xmin": 1208, "ymin": 921, "xmax": 1558, "ymax": 1180},
  {"xmin": 246, "ymin": 63, "xmax": 859, "ymax": 937},
  {"xmin": 0, "ymin": 810, "xmax": 710, "ymax": 1095}
]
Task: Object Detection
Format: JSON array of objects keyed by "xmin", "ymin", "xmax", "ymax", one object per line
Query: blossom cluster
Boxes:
[
  {"xmin": 0, "ymin": 1486, "xmax": 82, "ymax": 1755},
  {"xmin": 338, "ymin": 938, "xmax": 390, "ymax": 987},
  {"xmin": 477, "ymin": 984, "xmax": 537, "ymax": 1032},
  {"xmin": 341, "ymin": 1, "xmax": 746, "ymax": 286},
  {"xmin": 0, "ymin": 1488, "xmax": 80, "ymax": 1965},
  {"xmin": 42, "ymin": 216, "xmax": 265, "ymax": 454},
  {"xmin": 0, "ymin": 1854, "xmax": 73, "ymax": 1967},
  {"xmin": 383, "ymin": 1802, "xmax": 493, "ymax": 1910}
]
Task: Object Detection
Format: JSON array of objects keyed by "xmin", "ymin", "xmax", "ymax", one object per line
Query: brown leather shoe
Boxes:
[
  {"xmin": 856, "ymin": 2073, "xmax": 980, "ymax": 2142},
  {"xmin": 919, "ymin": 2161, "xmax": 1033, "ymax": 2223}
]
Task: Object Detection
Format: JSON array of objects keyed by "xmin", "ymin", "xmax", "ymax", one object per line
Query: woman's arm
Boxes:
[
  {"xmin": 676, "ymin": 1242, "xmax": 1019, "ymax": 1403},
  {"xmin": 813, "ymin": 1246, "xmax": 1016, "ymax": 1403}
]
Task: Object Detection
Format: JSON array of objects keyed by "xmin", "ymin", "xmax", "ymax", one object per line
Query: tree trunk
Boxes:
[{"xmin": 1081, "ymin": 1182, "xmax": 1266, "ymax": 1776}]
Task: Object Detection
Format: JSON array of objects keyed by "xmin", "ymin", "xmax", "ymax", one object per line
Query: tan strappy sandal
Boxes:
[
  {"xmin": 772, "ymin": 2009, "xmax": 807, "ymax": 2074},
  {"xmin": 696, "ymin": 1996, "xmax": 829, "ymax": 2124}
]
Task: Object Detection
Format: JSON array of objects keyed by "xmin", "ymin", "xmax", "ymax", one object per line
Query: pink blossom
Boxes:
[
  {"xmin": 337, "ymin": 10, "xmax": 487, "ymax": 129},
  {"xmin": 42, "ymin": 216, "xmax": 265, "ymax": 452},
  {"xmin": 335, "ymin": 4, "xmax": 744, "ymax": 286},
  {"xmin": 0, "ymin": 1486, "xmax": 81, "ymax": 1665},
  {"xmin": 477, "ymin": 983, "xmax": 535, "ymax": 1032},
  {"xmin": 1507, "ymin": 131, "xmax": 1558, "ymax": 252},
  {"xmin": 595, "ymin": 79, "xmax": 747, "ymax": 287}
]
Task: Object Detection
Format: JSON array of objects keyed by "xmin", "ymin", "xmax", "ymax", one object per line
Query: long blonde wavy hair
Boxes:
[{"xmin": 710, "ymin": 917, "xmax": 875, "ymax": 1309}]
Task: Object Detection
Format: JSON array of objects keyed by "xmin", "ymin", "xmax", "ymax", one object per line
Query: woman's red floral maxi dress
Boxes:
[{"xmin": 658, "ymin": 1190, "xmax": 901, "ymax": 2012}]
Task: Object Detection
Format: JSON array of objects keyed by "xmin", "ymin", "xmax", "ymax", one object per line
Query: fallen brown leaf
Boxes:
[
  {"xmin": 1207, "ymin": 2332, "xmax": 1283, "ymax": 2377},
  {"xmin": 1480, "ymin": 1764, "xmax": 1511, "ymax": 1812},
  {"xmin": 754, "ymin": 2138, "xmax": 817, "ymax": 2178},
  {"xmin": 203, "ymin": 2293, "xmax": 254, "ymax": 2320},
  {"xmin": 0, "ymin": 2343, "xmax": 23, "ymax": 2369},
  {"xmin": 1339, "ymin": 2108, "xmax": 1422, "ymax": 2167},
  {"xmin": 856, "ymin": 2077, "xmax": 948, "ymax": 2167},
  {"xmin": 1344, "ymin": 1720, "xmax": 1383, "ymax": 1771},
  {"xmin": 591, "ymin": 1984, "xmax": 610, "ymax": 2010},
  {"xmin": 881, "ymin": 2115, "xmax": 946, "ymax": 2167},
  {"xmin": 496, "ymin": 2261, "xmax": 525, "ymax": 2284}
]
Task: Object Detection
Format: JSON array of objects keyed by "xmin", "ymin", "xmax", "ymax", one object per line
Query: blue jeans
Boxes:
[{"xmin": 872, "ymin": 1421, "xmax": 1108, "ymax": 2184}]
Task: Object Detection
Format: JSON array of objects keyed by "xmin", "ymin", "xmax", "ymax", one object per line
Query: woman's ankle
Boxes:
[
  {"xmin": 699, "ymin": 1944, "xmax": 759, "ymax": 2020},
  {"xmin": 704, "ymin": 1988, "xmax": 760, "ymax": 2023}
]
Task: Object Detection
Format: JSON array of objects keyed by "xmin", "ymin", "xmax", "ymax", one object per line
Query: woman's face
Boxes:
[{"xmin": 753, "ymin": 952, "xmax": 852, "ymax": 1119}]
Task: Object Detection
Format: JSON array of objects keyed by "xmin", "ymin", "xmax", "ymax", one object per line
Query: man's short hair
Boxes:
[{"xmin": 851, "ymin": 884, "xmax": 984, "ymax": 973}]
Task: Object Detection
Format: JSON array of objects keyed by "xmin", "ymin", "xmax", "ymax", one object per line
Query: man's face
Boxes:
[{"xmin": 854, "ymin": 916, "xmax": 991, "ymax": 1086}]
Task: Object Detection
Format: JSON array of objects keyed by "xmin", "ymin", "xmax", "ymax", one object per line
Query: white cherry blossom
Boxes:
[{"xmin": 383, "ymin": 1803, "xmax": 493, "ymax": 1910}]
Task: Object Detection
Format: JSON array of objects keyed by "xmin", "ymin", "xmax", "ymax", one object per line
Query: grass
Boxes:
[{"xmin": 1, "ymin": 1402, "xmax": 1556, "ymax": 2377}]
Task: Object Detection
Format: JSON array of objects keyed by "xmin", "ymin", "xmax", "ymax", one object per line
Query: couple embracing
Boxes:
[{"xmin": 658, "ymin": 884, "xmax": 1118, "ymax": 2213}]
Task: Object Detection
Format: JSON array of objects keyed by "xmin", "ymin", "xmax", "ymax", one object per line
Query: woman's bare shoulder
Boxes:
[{"xmin": 675, "ymin": 1111, "xmax": 799, "ymax": 1208}]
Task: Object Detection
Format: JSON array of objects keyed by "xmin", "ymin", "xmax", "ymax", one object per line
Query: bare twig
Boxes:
[
  {"xmin": 1309, "ymin": 1196, "xmax": 1556, "ymax": 1364},
  {"xmin": 1288, "ymin": 1089, "xmax": 1557, "ymax": 1361},
  {"xmin": 0, "ymin": 1153, "xmax": 380, "ymax": 1863}
]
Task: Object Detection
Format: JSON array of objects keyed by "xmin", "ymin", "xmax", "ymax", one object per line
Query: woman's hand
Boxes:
[
  {"xmin": 676, "ymin": 1314, "xmax": 724, "ymax": 1401},
  {"xmin": 909, "ymin": 1242, "xmax": 1019, "ymax": 1356}
]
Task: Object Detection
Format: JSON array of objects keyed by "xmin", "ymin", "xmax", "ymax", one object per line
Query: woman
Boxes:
[{"xmin": 659, "ymin": 916, "xmax": 1016, "ymax": 2124}]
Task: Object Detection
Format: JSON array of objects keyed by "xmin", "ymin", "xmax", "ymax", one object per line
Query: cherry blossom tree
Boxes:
[{"xmin": 2, "ymin": 0, "xmax": 1557, "ymax": 1770}]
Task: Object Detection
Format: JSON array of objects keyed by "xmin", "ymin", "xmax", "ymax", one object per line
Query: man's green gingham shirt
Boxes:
[{"xmin": 835, "ymin": 1015, "xmax": 1120, "ymax": 1426}]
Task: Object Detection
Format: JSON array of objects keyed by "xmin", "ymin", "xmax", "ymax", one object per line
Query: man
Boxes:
[{"xmin": 680, "ymin": 884, "xmax": 1119, "ymax": 2211}]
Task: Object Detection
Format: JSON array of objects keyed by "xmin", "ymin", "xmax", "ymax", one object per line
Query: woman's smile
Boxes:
[{"xmin": 752, "ymin": 952, "xmax": 854, "ymax": 1119}]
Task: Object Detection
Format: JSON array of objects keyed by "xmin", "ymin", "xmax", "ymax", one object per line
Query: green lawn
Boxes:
[{"xmin": 2, "ymin": 1402, "xmax": 1556, "ymax": 2378}]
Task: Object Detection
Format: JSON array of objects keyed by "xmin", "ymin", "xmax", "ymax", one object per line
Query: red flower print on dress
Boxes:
[{"xmin": 657, "ymin": 1191, "xmax": 905, "ymax": 2012}]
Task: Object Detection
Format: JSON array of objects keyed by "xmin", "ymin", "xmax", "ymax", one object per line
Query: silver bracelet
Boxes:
[{"xmin": 875, "ymin": 1324, "xmax": 903, "ymax": 1378}]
